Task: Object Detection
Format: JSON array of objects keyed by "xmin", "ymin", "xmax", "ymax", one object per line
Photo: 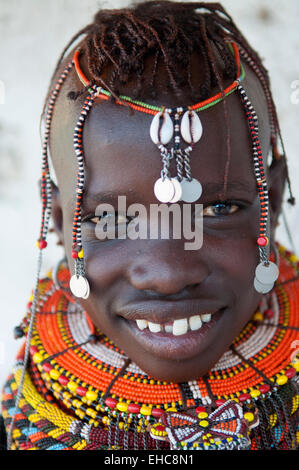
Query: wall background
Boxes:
[{"xmin": 0, "ymin": 0, "xmax": 298, "ymax": 388}]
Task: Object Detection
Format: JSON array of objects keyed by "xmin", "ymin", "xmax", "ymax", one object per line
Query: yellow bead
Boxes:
[
  {"xmin": 197, "ymin": 412, "xmax": 208, "ymax": 419},
  {"xmin": 78, "ymin": 249, "xmax": 84, "ymax": 259},
  {"xmin": 290, "ymin": 254, "xmax": 298, "ymax": 263},
  {"xmin": 52, "ymin": 382, "xmax": 62, "ymax": 392},
  {"xmin": 166, "ymin": 407, "xmax": 177, "ymax": 412},
  {"xmin": 253, "ymin": 312, "xmax": 263, "ymax": 322},
  {"xmin": 67, "ymin": 381, "xmax": 78, "ymax": 393},
  {"xmin": 86, "ymin": 390, "xmax": 98, "ymax": 401},
  {"xmin": 140, "ymin": 406, "xmax": 151, "ymax": 416},
  {"xmin": 29, "ymin": 294, "xmax": 34, "ymax": 302},
  {"xmin": 117, "ymin": 402, "xmax": 128, "ymax": 412},
  {"xmin": 49, "ymin": 369, "xmax": 60, "ymax": 380},
  {"xmin": 292, "ymin": 361, "xmax": 299, "ymax": 372},
  {"xmin": 199, "ymin": 420, "xmax": 209, "ymax": 428},
  {"xmin": 250, "ymin": 389, "xmax": 261, "ymax": 398},
  {"xmin": 33, "ymin": 353, "xmax": 43, "ymax": 364},
  {"xmin": 276, "ymin": 375, "xmax": 288, "ymax": 386},
  {"xmin": 244, "ymin": 412, "xmax": 254, "ymax": 423}
]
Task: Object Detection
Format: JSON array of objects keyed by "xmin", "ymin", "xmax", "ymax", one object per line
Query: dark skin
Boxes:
[{"xmin": 49, "ymin": 49, "xmax": 287, "ymax": 382}]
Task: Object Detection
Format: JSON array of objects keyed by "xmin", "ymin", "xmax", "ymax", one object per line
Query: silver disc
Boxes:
[
  {"xmin": 180, "ymin": 177, "xmax": 202, "ymax": 203},
  {"xmin": 254, "ymin": 277, "xmax": 274, "ymax": 294},
  {"xmin": 169, "ymin": 178, "xmax": 183, "ymax": 203},
  {"xmin": 82, "ymin": 279, "xmax": 90, "ymax": 299},
  {"xmin": 70, "ymin": 275, "xmax": 89, "ymax": 298},
  {"xmin": 255, "ymin": 261, "xmax": 279, "ymax": 284},
  {"xmin": 154, "ymin": 177, "xmax": 175, "ymax": 203}
]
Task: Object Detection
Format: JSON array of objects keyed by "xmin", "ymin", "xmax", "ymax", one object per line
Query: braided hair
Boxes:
[{"xmin": 47, "ymin": 0, "xmax": 295, "ymax": 204}]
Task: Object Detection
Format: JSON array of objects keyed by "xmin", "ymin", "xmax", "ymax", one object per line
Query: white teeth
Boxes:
[
  {"xmin": 136, "ymin": 319, "xmax": 148, "ymax": 330},
  {"xmin": 189, "ymin": 315, "xmax": 202, "ymax": 331},
  {"xmin": 201, "ymin": 313, "xmax": 211, "ymax": 322},
  {"xmin": 148, "ymin": 322, "xmax": 162, "ymax": 333},
  {"xmin": 135, "ymin": 313, "xmax": 213, "ymax": 334},
  {"xmin": 172, "ymin": 318, "xmax": 188, "ymax": 336},
  {"xmin": 164, "ymin": 324, "xmax": 173, "ymax": 333}
]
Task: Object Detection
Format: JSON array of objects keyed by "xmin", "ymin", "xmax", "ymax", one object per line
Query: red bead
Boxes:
[
  {"xmin": 72, "ymin": 250, "xmax": 78, "ymax": 259},
  {"xmin": 215, "ymin": 399, "xmax": 226, "ymax": 407},
  {"xmin": 39, "ymin": 239, "xmax": 47, "ymax": 249},
  {"xmin": 76, "ymin": 386, "xmax": 87, "ymax": 397},
  {"xmin": 239, "ymin": 393, "xmax": 251, "ymax": 402},
  {"xmin": 27, "ymin": 302, "xmax": 32, "ymax": 310},
  {"xmin": 285, "ymin": 368, "xmax": 296, "ymax": 379},
  {"xmin": 195, "ymin": 406, "xmax": 206, "ymax": 414},
  {"xmin": 105, "ymin": 397, "xmax": 117, "ymax": 409},
  {"xmin": 43, "ymin": 362, "xmax": 53, "ymax": 373},
  {"xmin": 264, "ymin": 309, "xmax": 274, "ymax": 319},
  {"xmin": 128, "ymin": 403, "xmax": 141, "ymax": 414},
  {"xmin": 259, "ymin": 384, "xmax": 270, "ymax": 394},
  {"xmin": 30, "ymin": 346, "xmax": 38, "ymax": 356},
  {"xmin": 152, "ymin": 408, "xmax": 165, "ymax": 418},
  {"xmin": 257, "ymin": 236, "xmax": 268, "ymax": 247},
  {"xmin": 58, "ymin": 375, "xmax": 69, "ymax": 386}
]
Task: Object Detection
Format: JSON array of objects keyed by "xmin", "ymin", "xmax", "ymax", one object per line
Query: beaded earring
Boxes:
[{"xmin": 238, "ymin": 85, "xmax": 279, "ymax": 293}]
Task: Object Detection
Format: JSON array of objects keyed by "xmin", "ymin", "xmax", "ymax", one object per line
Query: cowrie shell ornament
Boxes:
[
  {"xmin": 150, "ymin": 111, "xmax": 174, "ymax": 145},
  {"xmin": 180, "ymin": 110, "xmax": 203, "ymax": 144}
]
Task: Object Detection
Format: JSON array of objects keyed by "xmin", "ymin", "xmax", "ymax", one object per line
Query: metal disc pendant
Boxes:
[
  {"xmin": 70, "ymin": 275, "xmax": 90, "ymax": 298},
  {"xmin": 169, "ymin": 178, "xmax": 183, "ymax": 203},
  {"xmin": 82, "ymin": 280, "xmax": 90, "ymax": 299},
  {"xmin": 180, "ymin": 177, "xmax": 202, "ymax": 202},
  {"xmin": 154, "ymin": 177, "xmax": 175, "ymax": 203},
  {"xmin": 180, "ymin": 110, "xmax": 203, "ymax": 144},
  {"xmin": 254, "ymin": 277, "xmax": 274, "ymax": 294},
  {"xmin": 150, "ymin": 111, "xmax": 174, "ymax": 145},
  {"xmin": 255, "ymin": 261, "xmax": 279, "ymax": 284}
]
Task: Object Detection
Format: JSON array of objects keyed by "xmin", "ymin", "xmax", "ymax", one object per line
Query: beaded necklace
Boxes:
[{"xmin": 2, "ymin": 243, "xmax": 299, "ymax": 450}]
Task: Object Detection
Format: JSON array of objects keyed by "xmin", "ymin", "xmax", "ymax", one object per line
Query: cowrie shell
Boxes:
[
  {"xmin": 180, "ymin": 110, "xmax": 203, "ymax": 143},
  {"xmin": 150, "ymin": 111, "xmax": 174, "ymax": 145}
]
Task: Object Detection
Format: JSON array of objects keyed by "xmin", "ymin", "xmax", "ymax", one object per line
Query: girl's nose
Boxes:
[{"xmin": 126, "ymin": 240, "xmax": 210, "ymax": 296}]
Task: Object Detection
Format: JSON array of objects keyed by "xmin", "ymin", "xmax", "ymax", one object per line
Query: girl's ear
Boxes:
[
  {"xmin": 267, "ymin": 156, "xmax": 287, "ymax": 233},
  {"xmin": 50, "ymin": 181, "xmax": 64, "ymax": 247}
]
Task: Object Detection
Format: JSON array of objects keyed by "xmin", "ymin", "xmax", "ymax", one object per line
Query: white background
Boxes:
[{"xmin": 0, "ymin": 0, "xmax": 299, "ymax": 388}]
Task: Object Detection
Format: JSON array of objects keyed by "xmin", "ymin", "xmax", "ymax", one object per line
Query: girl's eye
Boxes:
[{"xmin": 203, "ymin": 201, "xmax": 241, "ymax": 217}]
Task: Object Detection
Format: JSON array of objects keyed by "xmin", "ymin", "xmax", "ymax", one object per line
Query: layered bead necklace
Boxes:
[{"xmin": 2, "ymin": 243, "xmax": 299, "ymax": 450}]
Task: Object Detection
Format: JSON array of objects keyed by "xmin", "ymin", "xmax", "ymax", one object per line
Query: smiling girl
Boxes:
[{"xmin": 1, "ymin": 1, "xmax": 298, "ymax": 451}]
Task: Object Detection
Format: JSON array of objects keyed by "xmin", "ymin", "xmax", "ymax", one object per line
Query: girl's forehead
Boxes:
[{"xmin": 50, "ymin": 54, "xmax": 270, "ymax": 202}]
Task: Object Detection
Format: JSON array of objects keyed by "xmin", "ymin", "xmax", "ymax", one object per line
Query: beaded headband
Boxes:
[{"xmin": 36, "ymin": 41, "xmax": 279, "ymax": 303}]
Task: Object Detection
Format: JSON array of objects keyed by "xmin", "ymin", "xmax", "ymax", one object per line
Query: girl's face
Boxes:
[{"xmin": 50, "ymin": 56, "xmax": 283, "ymax": 382}]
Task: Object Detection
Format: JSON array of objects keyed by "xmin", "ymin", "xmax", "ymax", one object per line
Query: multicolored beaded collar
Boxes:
[{"xmin": 2, "ymin": 243, "xmax": 299, "ymax": 450}]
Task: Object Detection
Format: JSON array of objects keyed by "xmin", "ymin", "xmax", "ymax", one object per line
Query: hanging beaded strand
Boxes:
[
  {"xmin": 7, "ymin": 63, "xmax": 73, "ymax": 450},
  {"xmin": 69, "ymin": 85, "xmax": 100, "ymax": 299},
  {"xmin": 238, "ymin": 84, "xmax": 279, "ymax": 293}
]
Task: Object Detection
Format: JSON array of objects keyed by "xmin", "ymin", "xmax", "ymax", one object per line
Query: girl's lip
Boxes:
[{"xmin": 122, "ymin": 307, "xmax": 225, "ymax": 361}]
